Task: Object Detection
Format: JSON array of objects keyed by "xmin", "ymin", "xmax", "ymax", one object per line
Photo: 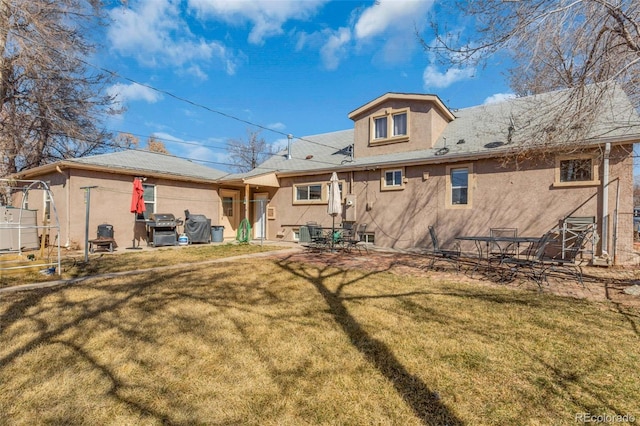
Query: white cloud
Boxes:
[
  {"xmin": 107, "ymin": 82, "xmax": 162, "ymax": 104},
  {"xmin": 188, "ymin": 0, "xmax": 328, "ymax": 45},
  {"xmin": 483, "ymin": 93, "xmax": 516, "ymax": 104},
  {"xmin": 108, "ymin": 0, "xmax": 241, "ymax": 75},
  {"xmin": 320, "ymin": 27, "xmax": 351, "ymax": 70},
  {"xmin": 267, "ymin": 122, "xmax": 286, "ymax": 131},
  {"xmin": 422, "ymin": 65, "xmax": 475, "ymax": 89},
  {"xmin": 354, "ymin": 0, "xmax": 433, "ymax": 40}
]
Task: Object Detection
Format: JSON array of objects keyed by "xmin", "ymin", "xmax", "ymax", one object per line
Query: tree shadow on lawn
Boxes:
[
  {"xmin": 0, "ymin": 268, "xmax": 234, "ymax": 425},
  {"xmin": 276, "ymin": 254, "xmax": 463, "ymax": 426}
]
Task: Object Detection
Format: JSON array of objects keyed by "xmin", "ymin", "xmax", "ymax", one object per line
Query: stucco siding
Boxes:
[{"xmin": 270, "ymin": 145, "xmax": 635, "ymax": 265}]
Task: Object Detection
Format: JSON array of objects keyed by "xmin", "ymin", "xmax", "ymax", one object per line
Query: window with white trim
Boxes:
[
  {"xmin": 370, "ymin": 108, "xmax": 409, "ymax": 145},
  {"xmin": 137, "ymin": 184, "xmax": 155, "ymax": 220},
  {"xmin": 295, "ymin": 183, "xmax": 323, "ymax": 202},
  {"xmin": 451, "ymin": 168, "xmax": 468, "ymax": 205},
  {"xmin": 446, "ymin": 163, "xmax": 473, "ymax": 209},
  {"xmin": 374, "ymin": 116, "xmax": 388, "ymax": 139},
  {"xmin": 381, "ymin": 168, "xmax": 405, "ymax": 191}
]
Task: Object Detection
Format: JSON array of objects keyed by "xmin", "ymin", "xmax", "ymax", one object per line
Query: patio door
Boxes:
[
  {"xmin": 253, "ymin": 193, "xmax": 268, "ymax": 240},
  {"xmin": 219, "ymin": 189, "xmax": 240, "ymax": 239}
]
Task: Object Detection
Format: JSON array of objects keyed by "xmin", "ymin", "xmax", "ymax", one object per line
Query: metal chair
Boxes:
[
  {"xmin": 307, "ymin": 224, "xmax": 330, "ymax": 250},
  {"xmin": 501, "ymin": 230, "xmax": 561, "ymax": 288},
  {"xmin": 489, "ymin": 227, "xmax": 517, "ymax": 257},
  {"xmin": 343, "ymin": 223, "xmax": 369, "ymax": 254},
  {"xmin": 426, "ymin": 225, "xmax": 461, "ymax": 272},
  {"xmin": 540, "ymin": 229, "xmax": 590, "ymax": 286}
]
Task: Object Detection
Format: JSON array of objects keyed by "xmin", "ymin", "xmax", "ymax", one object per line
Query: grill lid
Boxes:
[{"xmin": 150, "ymin": 213, "xmax": 175, "ymax": 221}]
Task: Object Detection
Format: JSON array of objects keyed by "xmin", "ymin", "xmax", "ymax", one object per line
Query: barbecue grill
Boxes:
[{"xmin": 147, "ymin": 213, "xmax": 181, "ymax": 247}]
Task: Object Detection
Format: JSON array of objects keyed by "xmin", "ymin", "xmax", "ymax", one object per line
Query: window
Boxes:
[
  {"xmin": 554, "ymin": 155, "xmax": 599, "ymax": 187},
  {"xmin": 370, "ymin": 108, "xmax": 409, "ymax": 145},
  {"xmin": 451, "ymin": 168, "xmax": 468, "ymax": 205},
  {"xmin": 381, "ymin": 168, "xmax": 405, "ymax": 191},
  {"xmin": 137, "ymin": 184, "xmax": 155, "ymax": 220},
  {"xmin": 446, "ymin": 163, "xmax": 473, "ymax": 209},
  {"xmin": 296, "ymin": 184, "xmax": 323, "ymax": 202},
  {"xmin": 560, "ymin": 158, "xmax": 592, "ymax": 182},
  {"xmin": 223, "ymin": 196, "xmax": 234, "ymax": 217},
  {"xmin": 393, "ymin": 112, "xmax": 407, "ymax": 136},
  {"xmin": 293, "ymin": 180, "xmax": 345, "ymax": 204},
  {"xmin": 374, "ymin": 116, "xmax": 387, "ymax": 139},
  {"xmin": 362, "ymin": 233, "xmax": 375, "ymax": 244}
]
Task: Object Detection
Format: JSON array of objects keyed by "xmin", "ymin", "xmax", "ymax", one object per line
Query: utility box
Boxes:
[{"xmin": 344, "ymin": 194, "xmax": 357, "ymax": 222}]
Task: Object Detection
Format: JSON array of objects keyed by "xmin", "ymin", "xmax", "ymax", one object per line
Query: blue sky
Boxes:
[{"xmin": 96, "ymin": 0, "xmax": 515, "ymax": 171}]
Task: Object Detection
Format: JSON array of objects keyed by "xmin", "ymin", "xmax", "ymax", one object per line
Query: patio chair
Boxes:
[
  {"xmin": 540, "ymin": 229, "xmax": 589, "ymax": 286},
  {"xmin": 500, "ymin": 230, "xmax": 556, "ymax": 288},
  {"xmin": 426, "ymin": 225, "xmax": 461, "ymax": 272},
  {"xmin": 489, "ymin": 227, "xmax": 518, "ymax": 260},
  {"xmin": 307, "ymin": 224, "xmax": 330, "ymax": 251},
  {"xmin": 342, "ymin": 223, "xmax": 369, "ymax": 254}
]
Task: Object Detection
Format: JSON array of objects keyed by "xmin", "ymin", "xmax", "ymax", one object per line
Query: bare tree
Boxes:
[
  {"xmin": 424, "ymin": 0, "xmax": 640, "ymax": 155},
  {"xmin": 227, "ymin": 129, "xmax": 276, "ymax": 172},
  {"xmin": 0, "ymin": 0, "xmax": 124, "ymax": 177}
]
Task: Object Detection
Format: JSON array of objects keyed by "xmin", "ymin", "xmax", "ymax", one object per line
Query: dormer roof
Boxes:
[{"xmin": 347, "ymin": 92, "xmax": 455, "ymax": 122}]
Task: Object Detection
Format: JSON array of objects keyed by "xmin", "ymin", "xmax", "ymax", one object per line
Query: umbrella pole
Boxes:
[
  {"xmin": 126, "ymin": 212, "xmax": 142, "ymax": 250},
  {"xmin": 331, "ymin": 215, "xmax": 335, "ymax": 252}
]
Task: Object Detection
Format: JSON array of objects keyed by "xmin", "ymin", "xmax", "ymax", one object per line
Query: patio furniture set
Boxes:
[
  {"xmin": 425, "ymin": 225, "xmax": 592, "ymax": 289},
  {"xmin": 299, "ymin": 223, "xmax": 369, "ymax": 254}
]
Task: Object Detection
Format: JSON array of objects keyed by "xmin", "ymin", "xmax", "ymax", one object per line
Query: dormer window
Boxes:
[
  {"xmin": 374, "ymin": 116, "xmax": 388, "ymax": 139},
  {"xmin": 370, "ymin": 108, "xmax": 410, "ymax": 145}
]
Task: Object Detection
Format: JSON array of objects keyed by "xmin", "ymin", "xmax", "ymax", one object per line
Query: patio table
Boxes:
[{"xmin": 455, "ymin": 235, "xmax": 543, "ymax": 275}]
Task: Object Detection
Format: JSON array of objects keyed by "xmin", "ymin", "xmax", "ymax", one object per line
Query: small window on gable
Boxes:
[
  {"xmin": 381, "ymin": 168, "xmax": 405, "ymax": 191},
  {"xmin": 554, "ymin": 155, "xmax": 599, "ymax": 187},
  {"xmin": 374, "ymin": 116, "xmax": 387, "ymax": 139},
  {"xmin": 393, "ymin": 112, "xmax": 407, "ymax": 136},
  {"xmin": 370, "ymin": 108, "xmax": 409, "ymax": 145}
]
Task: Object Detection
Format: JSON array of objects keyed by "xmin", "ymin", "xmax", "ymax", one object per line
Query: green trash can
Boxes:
[{"xmin": 211, "ymin": 226, "xmax": 225, "ymax": 242}]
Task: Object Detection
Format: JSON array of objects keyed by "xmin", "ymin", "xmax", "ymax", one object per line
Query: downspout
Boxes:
[
  {"xmin": 56, "ymin": 165, "xmax": 70, "ymax": 247},
  {"xmin": 613, "ymin": 178, "xmax": 620, "ymax": 265},
  {"xmin": 601, "ymin": 142, "xmax": 611, "ymax": 257}
]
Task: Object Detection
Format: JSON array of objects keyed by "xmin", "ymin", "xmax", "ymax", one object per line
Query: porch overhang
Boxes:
[{"xmin": 242, "ymin": 173, "xmax": 280, "ymax": 188}]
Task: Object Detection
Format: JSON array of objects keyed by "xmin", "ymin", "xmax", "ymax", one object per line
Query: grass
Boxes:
[
  {"xmin": 0, "ymin": 252, "xmax": 639, "ymax": 425},
  {"xmin": 0, "ymin": 243, "xmax": 282, "ymax": 288}
]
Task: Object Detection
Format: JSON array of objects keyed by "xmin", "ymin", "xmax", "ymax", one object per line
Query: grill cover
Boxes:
[{"xmin": 184, "ymin": 214, "xmax": 211, "ymax": 243}]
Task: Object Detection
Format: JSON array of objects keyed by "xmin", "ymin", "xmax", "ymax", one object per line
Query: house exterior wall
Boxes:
[
  {"xmin": 13, "ymin": 169, "xmax": 221, "ymax": 251},
  {"xmin": 268, "ymin": 145, "xmax": 636, "ymax": 265},
  {"xmin": 352, "ymin": 99, "xmax": 450, "ymax": 158}
]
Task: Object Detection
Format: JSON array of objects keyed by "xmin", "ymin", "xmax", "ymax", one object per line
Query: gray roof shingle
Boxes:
[
  {"xmin": 70, "ymin": 150, "xmax": 228, "ymax": 181},
  {"xmin": 236, "ymin": 85, "xmax": 640, "ymax": 177}
]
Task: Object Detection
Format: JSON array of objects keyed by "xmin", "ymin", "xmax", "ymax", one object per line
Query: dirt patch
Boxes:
[{"xmin": 272, "ymin": 250, "xmax": 640, "ymax": 311}]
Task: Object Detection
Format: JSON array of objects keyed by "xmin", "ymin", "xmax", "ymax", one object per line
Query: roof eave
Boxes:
[
  {"xmin": 12, "ymin": 160, "xmax": 222, "ymax": 184},
  {"xmin": 348, "ymin": 93, "xmax": 456, "ymax": 122}
]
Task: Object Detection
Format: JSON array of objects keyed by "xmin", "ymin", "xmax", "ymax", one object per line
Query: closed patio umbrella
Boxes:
[
  {"xmin": 328, "ymin": 172, "xmax": 342, "ymax": 251},
  {"xmin": 127, "ymin": 178, "xmax": 145, "ymax": 249}
]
